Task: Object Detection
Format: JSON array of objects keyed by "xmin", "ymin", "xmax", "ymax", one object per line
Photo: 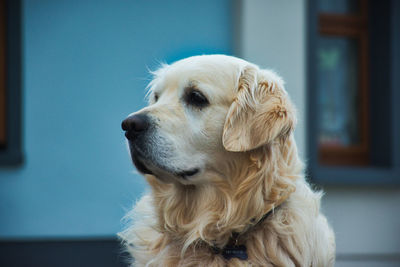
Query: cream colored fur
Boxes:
[{"xmin": 119, "ymin": 55, "xmax": 335, "ymax": 266}]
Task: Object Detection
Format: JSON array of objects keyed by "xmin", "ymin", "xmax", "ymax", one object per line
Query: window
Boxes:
[
  {"xmin": 307, "ymin": 0, "xmax": 400, "ymax": 183},
  {"xmin": 317, "ymin": 0, "xmax": 369, "ymax": 166},
  {"xmin": 0, "ymin": 0, "xmax": 22, "ymax": 165}
]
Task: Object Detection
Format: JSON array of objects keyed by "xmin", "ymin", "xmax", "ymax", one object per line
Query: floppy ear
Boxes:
[{"xmin": 222, "ymin": 66, "xmax": 296, "ymax": 152}]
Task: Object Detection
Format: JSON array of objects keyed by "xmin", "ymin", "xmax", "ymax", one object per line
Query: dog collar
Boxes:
[{"xmin": 211, "ymin": 208, "xmax": 275, "ymax": 261}]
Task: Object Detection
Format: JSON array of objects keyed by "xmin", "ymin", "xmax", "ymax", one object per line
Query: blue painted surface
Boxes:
[{"xmin": 0, "ymin": 0, "xmax": 232, "ymax": 238}]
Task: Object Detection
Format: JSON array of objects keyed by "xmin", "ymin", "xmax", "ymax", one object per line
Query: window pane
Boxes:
[
  {"xmin": 317, "ymin": 0, "xmax": 358, "ymax": 14},
  {"xmin": 317, "ymin": 36, "xmax": 359, "ymax": 147}
]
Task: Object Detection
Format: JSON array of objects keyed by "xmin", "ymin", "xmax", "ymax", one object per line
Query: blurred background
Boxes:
[{"xmin": 0, "ymin": 0, "xmax": 399, "ymax": 266}]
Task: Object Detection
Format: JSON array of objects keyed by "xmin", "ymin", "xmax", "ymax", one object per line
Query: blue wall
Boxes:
[{"xmin": 0, "ymin": 0, "xmax": 232, "ymax": 238}]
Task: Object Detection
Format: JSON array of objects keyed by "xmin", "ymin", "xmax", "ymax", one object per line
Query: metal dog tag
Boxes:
[{"xmin": 221, "ymin": 244, "xmax": 248, "ymax": 260}]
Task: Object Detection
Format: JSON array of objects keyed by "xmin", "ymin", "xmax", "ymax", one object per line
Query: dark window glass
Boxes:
[
  {"xmin": 317, "ymin": 0, "xmax": 359, "ymax": 14},
  {"xmin": 317, "ymin": 36, "xmax": 359, "ymax": 147}
]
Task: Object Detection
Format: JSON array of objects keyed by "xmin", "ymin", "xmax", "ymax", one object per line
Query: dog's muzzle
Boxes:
[
  {"xmin": 121, "ymin": 113, "xmax": 155, "ymax": 174},
  {"xmin": 122, "ymin": 113, "xmax": 200, "ymax": 180}
]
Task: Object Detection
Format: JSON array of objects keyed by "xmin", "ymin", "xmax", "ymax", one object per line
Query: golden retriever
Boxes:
[{"xmin": 119, "ymin": 55, "xmax": 335, "ymax": 266}]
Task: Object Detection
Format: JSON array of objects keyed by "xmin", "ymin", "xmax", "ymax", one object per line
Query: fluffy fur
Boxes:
[{"xmin": 119, "ymin": 55, "xmax": 335, "ymax": 266}]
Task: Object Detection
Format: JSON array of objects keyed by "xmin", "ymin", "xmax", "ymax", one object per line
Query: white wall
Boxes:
[{"xmin": 238, "ymin": 0, "xmax": 400, "ymax": 266}]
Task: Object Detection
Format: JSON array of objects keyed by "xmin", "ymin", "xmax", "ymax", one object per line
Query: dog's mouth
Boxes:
[
  {"xmin": 131, "ymin": 153, "xmax": 154, "ymax": 175},
  {"xmin": 129, "ymin": 143, "xmax": 199, "ymax": 180},
  {"xmin": 176, "ymin": 168, "xmax": 200, "ymax": 179}
]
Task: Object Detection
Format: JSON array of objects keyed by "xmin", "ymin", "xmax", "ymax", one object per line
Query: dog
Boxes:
[{"xmin": 119, "ymin": 55, "xmax": 335, "ymax": 266}]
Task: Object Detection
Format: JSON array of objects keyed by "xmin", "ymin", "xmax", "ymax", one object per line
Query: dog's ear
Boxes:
[{"xmin": 222, "ymin": 66, "xmax": 296, "ymax": 152}]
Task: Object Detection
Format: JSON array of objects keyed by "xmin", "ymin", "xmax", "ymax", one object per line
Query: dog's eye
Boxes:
[
  {"xmin": 185, "ymin": 90, "xmax": 209, "ymax": 108},
  {"xmin": 154, "ymin": 93, "xmax": 159, "ymax": 103}
]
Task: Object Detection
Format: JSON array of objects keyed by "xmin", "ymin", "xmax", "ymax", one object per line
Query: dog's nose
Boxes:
[{"xmin": 121, "ymin": 114, "xmax": 150, "ymax": 138}]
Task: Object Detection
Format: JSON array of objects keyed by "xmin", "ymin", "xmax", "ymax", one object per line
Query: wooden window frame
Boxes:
[{"xmin": 317, "ymin": 0, "xmax": 370, "ymax": 166}]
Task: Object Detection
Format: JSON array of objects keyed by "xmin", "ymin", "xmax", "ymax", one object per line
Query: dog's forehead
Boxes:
[{"xmin": 154, "ymin": 55, "xmax": 248, "ymax": 99}]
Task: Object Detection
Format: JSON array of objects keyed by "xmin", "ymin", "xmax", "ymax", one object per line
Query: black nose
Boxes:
[{"xmin": 121, "ymin": 114, "xmax": 150, "ymax": 138}]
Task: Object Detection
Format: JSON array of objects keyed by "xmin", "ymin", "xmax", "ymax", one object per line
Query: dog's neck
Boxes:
[
  {"xmin": 146, "ymin": 136, "xmax": 301, "ymax": 253},
  {"xmin": 209, "ymin": 201, "xmax": 284, "ymax": 261}
]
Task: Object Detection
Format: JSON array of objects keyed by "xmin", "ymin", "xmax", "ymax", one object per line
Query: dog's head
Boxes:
[{"xmin": 122, "ymin": 55, "xmax": 296, "ymax": 185}]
